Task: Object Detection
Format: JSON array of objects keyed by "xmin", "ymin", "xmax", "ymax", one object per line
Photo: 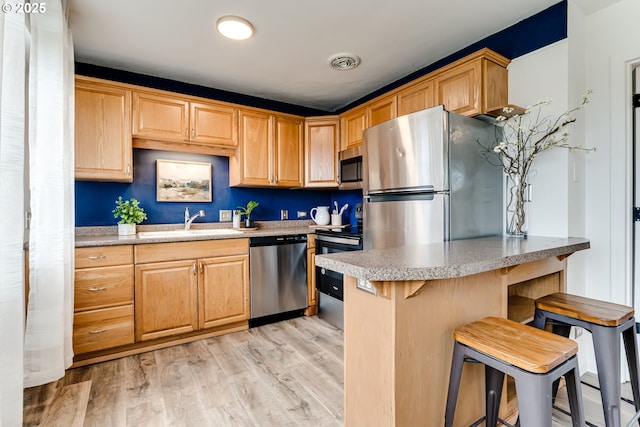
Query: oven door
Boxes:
[{"xmin": 315, "ymin": 235, "xmax": 362, "ymax": 301}]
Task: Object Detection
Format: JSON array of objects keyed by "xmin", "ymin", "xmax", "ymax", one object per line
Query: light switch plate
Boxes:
[{"xmin": 219, "ymin": 209, "xmax": 232, "ymax": 222}]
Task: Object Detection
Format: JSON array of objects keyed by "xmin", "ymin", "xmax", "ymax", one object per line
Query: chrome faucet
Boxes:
[{"xmin": 184, "ymin": 207, "xmax": 205, "ymax": 230}]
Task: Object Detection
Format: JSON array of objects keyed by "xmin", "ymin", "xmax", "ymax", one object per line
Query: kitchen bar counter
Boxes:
[
  {"xmin": 314, "ymin": 235, "xmax": 590, "ymax": 281},
  {"xmin": 74, "ymin": 220, "xmax": 316, "ymax": 247},
  {"xmin": 316, "ymin": 235, "xmax": 590, "ymax": 426}
]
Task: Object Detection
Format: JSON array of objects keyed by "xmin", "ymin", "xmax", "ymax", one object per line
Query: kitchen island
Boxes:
[{"xmin": 315, "ymin": 236, "xmax": 590, "ymax": 426}]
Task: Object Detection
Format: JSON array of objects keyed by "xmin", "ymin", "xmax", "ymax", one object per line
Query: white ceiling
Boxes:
[{"xmin": 69, "ymin": 0, "xmax": 566, "ymax": 112}]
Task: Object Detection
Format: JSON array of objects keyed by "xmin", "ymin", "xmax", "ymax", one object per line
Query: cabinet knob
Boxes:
[
  {"xmin": 88, "ymin": 329, "xmax": 106, "ymax": 334},
  {"xmin": 191, "ymin": 128, "xmax": 195, "ymax": 138},
  {"xmin": 87, "ymin": 255, "xmax": 106, "ymax": 260},
  {"xmin": 185, "ymin": 128, "xmax": 189, "ymax": 137},
  {"xmin": 192, "ymin": 263, "xmax": 197, "ymax": 275},
  {"xmin": 88, "ymin": 287, "xmax": 107, "ymax": 292},
  {"xmin": 126, "ymin": 164, "xmax": 131, "ymax": 176},
  {"xmin": 199, "ymin": 262, "xmax": 203, "ymax": 274}
]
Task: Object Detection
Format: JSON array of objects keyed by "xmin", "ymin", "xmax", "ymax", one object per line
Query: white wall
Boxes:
[{"xmin": 507, "ymin": 0, "xmax": 640, "ymax": 376}]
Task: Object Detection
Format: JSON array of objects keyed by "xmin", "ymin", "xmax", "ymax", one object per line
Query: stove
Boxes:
[{"xmin": 315, "ymin": 206, "xmax": 363, "ymax": 330}]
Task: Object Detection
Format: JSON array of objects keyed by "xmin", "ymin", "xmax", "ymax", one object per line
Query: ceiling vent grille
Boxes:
[{"xmin": 329, "ymin": 54, "xmax": 361, "ymax": 71}]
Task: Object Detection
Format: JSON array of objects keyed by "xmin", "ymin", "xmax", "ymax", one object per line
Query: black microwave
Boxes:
[{"xmin": 338, "ymin": 146, "xmax": 363, "ymax": 190}]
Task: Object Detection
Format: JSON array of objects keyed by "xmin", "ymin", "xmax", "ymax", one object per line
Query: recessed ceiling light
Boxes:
[
  {"xmin": 216, "ymin": 16, "xmax": 254, "ymax": 40},
  {"xmin": 328, "ymin": 53, "xmax": 361, "ymax": 71}
]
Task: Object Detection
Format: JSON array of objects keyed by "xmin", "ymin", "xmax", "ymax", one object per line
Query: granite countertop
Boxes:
[
  {"xmin": 74, "ymin": 220, "xmax": 319, "ymax": 247},
  {"xmin": 315, "ymin": 236, "xmax": 590, "ymax": 281}
]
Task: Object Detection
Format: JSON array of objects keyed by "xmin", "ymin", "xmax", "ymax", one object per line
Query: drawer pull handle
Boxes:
[
  {"xmin": 88, "ymin": 287, "xmax": 107, "ymax": 292},
  {"xmin": 87, "ymin": 255, "xmax": 106, "ymax": 260},
  {"xmin": 88, "ymin": 329, "xmax": 106, "ymax": 334}
]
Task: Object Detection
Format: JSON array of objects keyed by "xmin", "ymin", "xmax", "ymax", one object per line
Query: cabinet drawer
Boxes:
[
  {"xmin": 75, "ymin": 245, "xmax": 133, "ymax": 268},
  {"xmin": 74, "ymin": 265, "xmax": 134, "ymax": 311},
  {"xmin": 73, "ymin": 305, "xmax": 134, "ymax": 354}
]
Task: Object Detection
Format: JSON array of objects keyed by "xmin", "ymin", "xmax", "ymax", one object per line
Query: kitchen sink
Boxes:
[{"xmin": 137, "ymin": 229, "xmax": 243, "ymax": 238}]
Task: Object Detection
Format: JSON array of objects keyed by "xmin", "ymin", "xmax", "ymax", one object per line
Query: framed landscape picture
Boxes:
[{"xmin": 156, "ymin": 160, "xmax": 212, "ymax": 202}]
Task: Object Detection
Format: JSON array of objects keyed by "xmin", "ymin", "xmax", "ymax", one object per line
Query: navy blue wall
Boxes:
[{"xmin": 76, "ymin": 149, "xmax": 363, "ymax": 226}]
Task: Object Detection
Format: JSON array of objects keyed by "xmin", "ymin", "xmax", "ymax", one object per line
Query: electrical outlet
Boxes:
[
  {"xmin": 280, "ymin": 209, "xmax": 289, "ymax": 220},
  {"xmin": 573, "ymin": 327, "xmax": 583, "ymax": 339},
  {"xmin": 219, "ymin": 209, "xmax": 232, "ymax": 222},
  {"xmin": 297, "ymin": 211, "xmax": 307, "ymax": 218}
]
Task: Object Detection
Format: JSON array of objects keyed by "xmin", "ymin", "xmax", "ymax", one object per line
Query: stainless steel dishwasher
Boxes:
[{"xmin": 249, "ymin": 234, "xmax": 307, "ymax": 324}]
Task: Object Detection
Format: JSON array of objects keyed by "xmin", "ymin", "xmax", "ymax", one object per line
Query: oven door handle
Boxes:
[{"xmin": 316, "ymin": 235, "xmax": 362, "ymax": 247}]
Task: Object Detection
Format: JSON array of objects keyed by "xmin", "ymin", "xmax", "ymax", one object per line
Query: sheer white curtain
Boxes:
[
  {"xmin": 0, "ymin": 5, "xmax": 27, "ymax": 425},
  {"xmin": 23, "ymin": 0, "xmax": 75, "ymax": 387}
]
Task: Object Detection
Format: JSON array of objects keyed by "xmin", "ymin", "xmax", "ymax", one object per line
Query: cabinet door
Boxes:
[
  {"xmin": 304, "ymin": 117, "xmax": 339, "ymax": 188},
  {"xmin": 434, "ymin": 60, "xmax": 482, "ymax": 116},
  {"xmin": 190, "ymin": 101, "xmax": 238, "ymax": 147},
  {"xmin": 367, "ymin": 95, "xmax": 397, "ymax": 128},
  {"xmin": 132, "ymin": 91, "xmax": 189, "ymax": 142},
  {"xmin": 74, "ymin": 78, "xmax": 132, "ymax": 182},
  {"xmin": 232, "ymin": 110, "xmax": 272, "ymax": 186},
  {"xmin": 135, "ymin": 260, "xmax": 198, "ymax": 341},
  {"xmin": 274, "ymin": 115, "xmax": 303, "ymax": 187},
  {"xmin": 199, "ymin": 255, "xmax": 249, "ymax": 329},
  {"xmin": 340, "ymin": 107, "xmax": 366, "ymax": 150},
  {"xmin": 397, "ymin": 80, "xmax": 435, "ymax": 116}
]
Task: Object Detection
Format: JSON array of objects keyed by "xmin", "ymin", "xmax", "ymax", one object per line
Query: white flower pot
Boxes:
[{"xmin": 118, "ymin": 223, "xmax": 136, "ymax": 236}]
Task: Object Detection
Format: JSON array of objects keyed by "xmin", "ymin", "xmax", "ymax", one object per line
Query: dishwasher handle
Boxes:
[{"xmin": 249, "ymin": 234, "xmax": 307, "ymax": 247}]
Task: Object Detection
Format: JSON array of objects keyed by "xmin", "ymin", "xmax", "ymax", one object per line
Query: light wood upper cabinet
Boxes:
[
  {"xmin": 367, "ymin": 95, "xmax": 397, "ymax": 128},
  {"xmin": 74, "ymin": 77, "xmax": 132, "ymax": 182},
  {"xmin": 274, "ymin": 115, "xmax": 304, "ymax": 187},
  {"xmin": 230, "ymin": 109, "xmax": 303, "ymax": 187},
  {"xmin": 434, "ymin": 56, "xmax": 508, "ymax": 116},
  {"xmin": 190, "ymin": 101, "xmax": 238, "ymax": 147},
  {"xmin": 397, "ymin": 80, "xmax": 435, "ymax": 116},
  {"xmin": 199, "ymin": 254, "xmax": 249, "ymax": 329},
  {"xmin": 231, "ymin": 109, "xmax": 272, "ymax": 186},
  {"xmin": 133, "ymin": 90, "xmax": 238, "ymax": 148},
  {"xmin": 304, "ymin": 116, "xmax": 339, "ymax": 188},
  {"xmin": 132, "ymin": 91, "xmax": 189, "ymax": 141},
  {"xmin": 340, "ymin": 107, "xmax": 366, "ymax": 150}
]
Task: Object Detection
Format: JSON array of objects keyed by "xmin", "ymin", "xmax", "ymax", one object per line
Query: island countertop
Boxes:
[{"xmin": 314, "ymin": 235, "xmax": 590, "ymax": 281}]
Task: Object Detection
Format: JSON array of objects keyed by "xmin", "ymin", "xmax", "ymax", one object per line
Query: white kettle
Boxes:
[{"xmin": 310, "ymin": 206, "xmax": 330, "ymax": 225}]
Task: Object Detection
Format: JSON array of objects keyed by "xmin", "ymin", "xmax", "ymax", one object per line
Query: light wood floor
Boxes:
[{"xmin": 23, "ymin": 315, "xmax": 639, "ymax": 426}]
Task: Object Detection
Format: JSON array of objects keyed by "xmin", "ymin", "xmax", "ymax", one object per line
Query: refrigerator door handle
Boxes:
[{"xmin": 366, "ymin": 191, "xmax": 438, "ymax": 203}]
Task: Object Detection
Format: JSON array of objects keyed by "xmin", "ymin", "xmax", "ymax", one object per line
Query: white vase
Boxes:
[
  {"xmin": 118, "ymin": 223, "xmax": 136, "ymax": 236},
  {"xmin": 505, "ymin": 174, "xmax": 529, "ymax": 238}
]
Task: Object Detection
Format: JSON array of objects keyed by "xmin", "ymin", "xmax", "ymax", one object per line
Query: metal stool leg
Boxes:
[
  {"xmin": 513, "ymin": 372, "xmax": 553, "ymax": 427},
  {"xmin": 564, "ymin": 358, "xmax": 586, "ymax": 427},
  {"xmin": 445, "ymin": 342, "xmax": 466, "ymax": 427},
  {"xmin": 485, "ymin": 365, "xmax": 505, "ymax": 427},
  {"xmin": 592, "ymin": 324, "xmax": 623, "ymax": 427},
  {"xmin": 622, "ymin": 321, "xmax": 640, "ymax": 426}
]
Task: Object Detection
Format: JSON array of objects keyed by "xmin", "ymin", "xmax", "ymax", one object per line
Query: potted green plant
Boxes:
[
  {"xmin": 236, "ymin": 200, "xmax": 259, "ymax": 228},
  {"xmin": 112, "ymin": 196, "xmax": 147, "ymax": 235}
]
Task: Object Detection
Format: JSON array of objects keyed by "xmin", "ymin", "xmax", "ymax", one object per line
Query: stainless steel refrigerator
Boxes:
[{"xmin": 363, "ymin": 105, "xmax": 502, "ymax": 249}]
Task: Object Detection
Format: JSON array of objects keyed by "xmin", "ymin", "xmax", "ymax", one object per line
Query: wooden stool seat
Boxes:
[
  {"xmin": 536, "ymin": 292, "xmax": 634, "ymax": 327},
  {"xmin": 454, "ymin": 316, "xmax": 578, "ymax": 373},
  {"xmin": 446, "ymin": 316, "xmax": 584, "ymax": 426},
  {"xmin": 534, "ymin": 292, "xmax": 640, "ymax": 427}
]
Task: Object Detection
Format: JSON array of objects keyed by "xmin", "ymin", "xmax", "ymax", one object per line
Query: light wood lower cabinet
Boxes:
[
  {"xmin": 73, "ymin": 246, "xmax": 135, "ymax": 355},
  {"xmin": 134, "ymin": 260, "xmax": 199, "ymax": 341},
  {"xmin": 305, "ymin": 234, "xmax": 317, "ymax": 315},
  {"xmin": 199, "ymin": 255, "xmax": 249, "ymax": 329},
  {"xmin": 134, "ymin": 239, "xmax": 250, "ymax": 341}
]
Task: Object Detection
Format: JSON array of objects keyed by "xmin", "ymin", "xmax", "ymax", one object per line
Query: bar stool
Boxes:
[
  {"xmin": 445, "ymin": 316, "xmax": 585, "ymax": 426},
  {"xmin": 534, "ymin": 293, "xmax": 640, "ymax": 426}
]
